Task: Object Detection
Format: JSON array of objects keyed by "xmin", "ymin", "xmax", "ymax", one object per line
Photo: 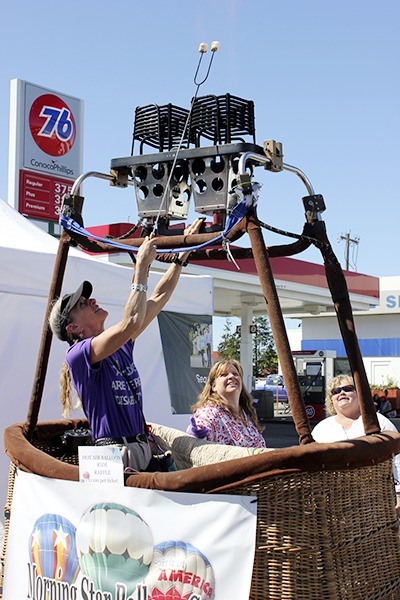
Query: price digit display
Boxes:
[{"xmin": 19, "ymin": 170, "xmax": 73, "ymax": 221}]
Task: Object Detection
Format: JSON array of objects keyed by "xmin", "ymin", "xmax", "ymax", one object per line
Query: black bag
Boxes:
[
  {"xmin": 147, "ymin": 450, "xmax": 177, "ymax": 472},
  {"xmin": 61, "ymin": 428, "xmax": 93, "ymax": 455}
]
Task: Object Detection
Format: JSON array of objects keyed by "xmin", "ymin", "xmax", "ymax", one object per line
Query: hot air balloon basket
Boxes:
[{"xmin": 2, "ymin": 419, "xmax": 400, "ymax": 599}]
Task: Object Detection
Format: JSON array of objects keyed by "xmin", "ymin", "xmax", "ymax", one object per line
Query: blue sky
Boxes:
[{"xmin": 0, "ymin": 0, "xmax": 399, "ymax": 279}]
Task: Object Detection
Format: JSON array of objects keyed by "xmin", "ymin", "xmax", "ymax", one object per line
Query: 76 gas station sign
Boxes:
[{"xmin": 8, "ymin": 80, "xmax": 83, "ymax": 223}]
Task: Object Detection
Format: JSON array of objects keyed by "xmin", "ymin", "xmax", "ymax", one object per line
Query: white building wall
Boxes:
[
  {"xmin": 303, "ymin": 313, "xmax": 400, "ymax": 340},
  {"xmin": 300, "ymin": 276, "xmax": 400, "ymax": 387}
]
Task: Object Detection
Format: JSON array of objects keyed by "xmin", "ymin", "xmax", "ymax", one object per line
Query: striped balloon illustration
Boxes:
[
  {"xmin": 29, "ymin": 513, "xmax": 80, "ymax": 583},
  {"xmin": 144, "ymin": 540, "xmax": 215, "ymax": 600},
  {"xmin": 76, "ymin": 502, "xmax": 154, "ymax": 596}
]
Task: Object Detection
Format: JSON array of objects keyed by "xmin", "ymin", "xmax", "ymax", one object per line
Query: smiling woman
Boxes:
[
  {"xmin": 312, "ymin": 374, "xmax": 400, "ymax": 516},
  {"xmin": 187, "ymin": 359, "xmax": 266, "ymax": 448}
]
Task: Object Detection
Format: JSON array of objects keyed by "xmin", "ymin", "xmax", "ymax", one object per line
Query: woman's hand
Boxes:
[
  {"xmin": 178, "ymin": 217, "xmax": 205, "ymax": 262},
  {"xmin": 187, "ymin": 416, "xmax": 209, "ymax": 439},
  {"xmin": 136, "ymin": 236, "xmax": 157, "ymax": 271}
]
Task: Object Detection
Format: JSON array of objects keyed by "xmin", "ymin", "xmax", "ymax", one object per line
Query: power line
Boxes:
[{"xmin": 338, "ymin": 231, "xmax": 360, "ymax": 271}]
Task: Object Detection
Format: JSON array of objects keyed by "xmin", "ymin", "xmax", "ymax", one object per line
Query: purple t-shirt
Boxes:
[{"xmin": 66, "ymin": 338, "xmax": 145, "ymax": 441}]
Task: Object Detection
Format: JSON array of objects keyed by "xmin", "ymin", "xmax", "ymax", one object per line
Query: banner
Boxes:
[
  {"xmin": 157, "ymin": 312, "xmax": 212, "ymax": 414},
  {"xmin": 3, "ymin": 470, "xmax": 257, "ymax": 600}
]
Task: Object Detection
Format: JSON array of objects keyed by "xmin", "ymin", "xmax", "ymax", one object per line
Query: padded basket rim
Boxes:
[{"xmin": 4, "ymin": 419, "xmax": 400, "ymax": 494}]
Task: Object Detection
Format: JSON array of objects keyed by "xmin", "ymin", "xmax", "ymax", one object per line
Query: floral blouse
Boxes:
[{"xmin": 191, "ymin": 403, "xmax": 266, "ymax": 447}]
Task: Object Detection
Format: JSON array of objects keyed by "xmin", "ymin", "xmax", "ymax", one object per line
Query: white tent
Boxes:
[{"xmin": 0, "ymin": 199, "xmax": 213, "ymax": 511}]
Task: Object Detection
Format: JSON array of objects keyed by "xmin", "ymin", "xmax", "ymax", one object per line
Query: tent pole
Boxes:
[{"xmin": 23, "ymin": 232, "xmax": 71, "ymax": 440}]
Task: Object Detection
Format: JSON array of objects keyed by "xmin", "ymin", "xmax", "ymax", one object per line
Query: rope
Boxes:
[
  {"xmin": 257, "ymin": 218, "xmax": 340, "ymax": 265},
  {"xmin": 152, "ymin": 45, "xmax": 219, "ymax": 234}
]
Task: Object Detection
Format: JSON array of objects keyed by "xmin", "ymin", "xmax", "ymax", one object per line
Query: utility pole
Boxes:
[{"xmin": 339, "ymin": 231, "xmax": 360, "ymax": 270}]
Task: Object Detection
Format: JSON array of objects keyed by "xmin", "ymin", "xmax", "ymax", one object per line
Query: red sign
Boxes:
[
  {"xmin": 29, "ymin": 93, "xmax": 76, "ymax": 157},
  {"xmin": 19, "ymin": 170, "xmax": 72, "ymax": 221},
  {"xmin": 305, "ymin": 405, "xmax": 316, "ymax": 419}
]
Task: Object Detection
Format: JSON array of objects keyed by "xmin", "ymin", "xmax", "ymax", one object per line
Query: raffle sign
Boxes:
[
  {"xmin": 3, "ymin": 470, "xmax": 257, "ymax": 600},
  {"xmin": 8, "ymin": 79, "xmax": 83, "ymax": 222}
]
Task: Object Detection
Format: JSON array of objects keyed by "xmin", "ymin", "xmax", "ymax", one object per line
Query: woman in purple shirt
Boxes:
[{"xmin": 49, "ymin": 219, "xmax": 203, "ymax": 471}]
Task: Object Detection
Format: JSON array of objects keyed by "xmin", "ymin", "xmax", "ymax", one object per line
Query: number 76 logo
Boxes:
[
  {"xmin": 39, "ymin": 106, "xmax": 73, "ymax": 141},
  {"xmin": 29, "ymin": 93, "xmax": 76, "ymax": 157}
]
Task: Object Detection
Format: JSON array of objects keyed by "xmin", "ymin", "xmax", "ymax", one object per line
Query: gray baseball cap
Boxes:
[{"xmin": 50, "ymin": 281, "xmax": 92, "ymax": 341}]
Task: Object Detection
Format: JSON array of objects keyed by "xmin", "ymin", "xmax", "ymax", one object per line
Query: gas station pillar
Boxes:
[{"xmin": 240, "ymin": 300, "xmax": 256, "ymax": 391}]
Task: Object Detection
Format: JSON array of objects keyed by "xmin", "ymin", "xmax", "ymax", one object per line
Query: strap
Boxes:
[{"xmin": 172, "ymin": 255, "xmax": 189, "ymax": 267}]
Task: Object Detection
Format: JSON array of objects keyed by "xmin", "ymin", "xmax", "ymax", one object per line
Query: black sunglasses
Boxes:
[{"xmin": 331, "ymin": 384, "xmax": 355, "ymax": 396}]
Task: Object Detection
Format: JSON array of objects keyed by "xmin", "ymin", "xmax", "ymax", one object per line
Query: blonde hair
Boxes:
[
  {"xmin": 325, "ymin": 374, "xmax": 354, "ymax": 416},
  {"xmin": 48, "ymin": 297, "xmax": 63, "ymax": 337},
  {"xmin": 49, "ymin": 300, "xmax": 82, "ymax": 417},
  {"xmin": 48, "ymin": 297, "xmax": 81, "ymax": 345},
  {"xmin": 59, "ymin": 360, "xmax": 81, "ymax": 418},
  {"xmin": 192, "ymin": 359, "xmax": 262, "ymax": 432}
]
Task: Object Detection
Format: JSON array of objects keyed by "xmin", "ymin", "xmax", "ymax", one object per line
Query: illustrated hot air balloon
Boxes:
[
  {"xmin": 29, "ymin": 513, "xmax": 80, "ymax": 583},
  {"xmin": 76, "ymin": 502, "xmax": 153, "ymax": 596},
  {"xmin": 144, "ymin": 540, "xmax": 215, "ymax": 600}
]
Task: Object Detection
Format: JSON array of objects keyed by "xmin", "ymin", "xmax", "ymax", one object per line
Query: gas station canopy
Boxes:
[
  {"xmin": 191, "ymin": 254, "xmax": 379, "ymax": 317},
  {"xmin": 93, "ymin": 228, "xmax": 379, "ymax": 318}
]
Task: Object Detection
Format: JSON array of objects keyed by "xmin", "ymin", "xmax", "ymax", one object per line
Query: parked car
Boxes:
[{"xmin": 255, "ymin": 374, "xmax": 288, "ymax": 402}]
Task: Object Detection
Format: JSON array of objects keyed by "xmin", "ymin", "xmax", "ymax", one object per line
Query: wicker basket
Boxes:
[
  {"xmin": 3, "ymin": 418, "xmax": 400, "ymax": 599},
  {"xmin": 5, "ymin": 187, "xmax": 400, "ymax": 598}
]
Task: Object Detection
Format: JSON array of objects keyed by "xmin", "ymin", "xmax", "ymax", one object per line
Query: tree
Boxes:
[
  {"xmin": 217, "ymin": 318, "xmax": 240, "ymax": 360},
  {"xmin": 216, "ymin": 316, "xmax": 278, "ymax": 377},
  {"xmin": 252, "ymin": 316, "xmax": 278, "ymax": 376}
]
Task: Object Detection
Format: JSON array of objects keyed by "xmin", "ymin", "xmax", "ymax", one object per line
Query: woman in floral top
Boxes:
[{"xmin": 187, "ymin": 359, "xmax": 266, "ymax": 447}]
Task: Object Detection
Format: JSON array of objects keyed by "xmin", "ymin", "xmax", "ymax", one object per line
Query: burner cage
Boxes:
[{"xmin": 115, "ymin": 94, "xmax": 262, "ymax": 221}]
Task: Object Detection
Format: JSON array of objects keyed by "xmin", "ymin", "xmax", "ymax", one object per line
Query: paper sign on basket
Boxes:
[{"xmin": 78, "ymin": 445, "xmax": 124, "ymax": 486}]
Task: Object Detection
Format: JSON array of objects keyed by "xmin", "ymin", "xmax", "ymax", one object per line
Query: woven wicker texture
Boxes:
[{"xmin": 226, "ymin": 463, "xmax": 400, "ymax": 600}]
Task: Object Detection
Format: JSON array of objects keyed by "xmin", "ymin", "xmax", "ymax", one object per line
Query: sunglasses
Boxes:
[{"xmin": 331, "ymin": 384, "xmax": 355, "ymax": 396}]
